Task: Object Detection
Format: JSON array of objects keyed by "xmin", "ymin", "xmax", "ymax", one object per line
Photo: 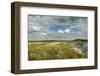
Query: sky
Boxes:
[{"xmin": 28, "ymin": 15, "xmax": 88, "ymax": 40}]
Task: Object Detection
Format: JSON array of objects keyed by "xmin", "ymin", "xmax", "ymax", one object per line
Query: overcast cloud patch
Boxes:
[{"xmin": 28, "ymin": 15, "xmax": 88, "ymax": 40}]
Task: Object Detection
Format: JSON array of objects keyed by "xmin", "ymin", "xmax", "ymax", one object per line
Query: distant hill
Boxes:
[
  {"xmin": 28, "ymin": 39, "xmax": 87, "ymax": 42},
  {"xmin": 72, "ymin": 39, "xmax": 87, "ymax": 42}
]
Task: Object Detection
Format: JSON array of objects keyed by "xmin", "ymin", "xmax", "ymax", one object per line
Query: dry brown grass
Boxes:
[{"xmin": 28, "ymin": 41, "xmax": 87, "ymax": 60}]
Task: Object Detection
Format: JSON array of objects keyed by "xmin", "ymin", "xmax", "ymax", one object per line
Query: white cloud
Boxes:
[
  {"xmin": 64, "ymin": 29, "xmax": 71, "ymax": 33},
  {"xmin": 40, "ymin": 32, "xmax": 47, "ymax": 36},
  {"xmin": 57, "ymin": 29, "xmax": 71, "ymax": 34},
  {"xmin": 32, "ymin": 26, "xmax": 40, "ymax": 31},
  {"xmin": 29, "ymin": 16, "xmax": 88, "ymax": 40},
  {"xmin": 57, "ymin": 29, "xmax": 64, "ymax": 33}
]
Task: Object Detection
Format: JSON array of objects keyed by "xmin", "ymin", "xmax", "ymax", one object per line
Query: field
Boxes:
[{"xmin": 28, "ymin": 39, "xmax": 88, "ymax": 61}]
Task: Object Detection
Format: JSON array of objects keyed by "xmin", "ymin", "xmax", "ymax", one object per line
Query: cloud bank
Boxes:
[{"xmin": 28, "ymin": 15, "xmax": 88, "ymax": 40}]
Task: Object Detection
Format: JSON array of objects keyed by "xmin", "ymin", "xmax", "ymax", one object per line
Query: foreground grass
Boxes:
[{"xmin": 28, "ymin": 41, "xmax": 87, "ymax": 60}]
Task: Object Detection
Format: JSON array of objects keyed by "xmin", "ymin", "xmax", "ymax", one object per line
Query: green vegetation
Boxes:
[
  {"xmin": 72, "ymin": 39, "xmax": 87, "ymax": 47},
  {"xmin": 28, "ymin": 40, "xmax": 87, "ymax": 61}
]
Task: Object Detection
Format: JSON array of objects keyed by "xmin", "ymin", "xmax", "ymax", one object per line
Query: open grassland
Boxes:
[{"xmin": 28, "ymin": 40, "xmax": 87, "ymax": 60}]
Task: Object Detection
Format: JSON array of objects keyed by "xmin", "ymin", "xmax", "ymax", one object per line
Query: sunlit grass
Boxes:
[{"xmin": 28, "ymin": 41, "xmax": 87, "ymax": 60}]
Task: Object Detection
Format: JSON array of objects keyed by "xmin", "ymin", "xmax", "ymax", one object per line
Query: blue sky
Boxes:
[
  {"xmin": 48, "ymin": 25, "xmax": 70, "ymax": 31},
  {"xmin": 48, "ymin": 24, "xmax": 80, "ymax": 32},
  {"xmin": 28, "ymin": 15, "xmax": 88, "ymax": 40}
]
